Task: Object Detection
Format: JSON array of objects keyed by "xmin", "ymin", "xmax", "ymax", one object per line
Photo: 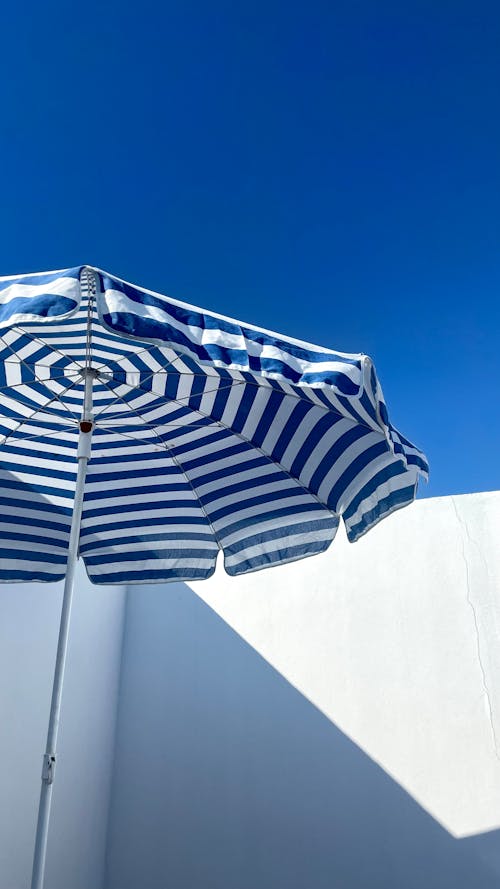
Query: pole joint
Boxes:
[{"xmin": 41, "ymin": 754, "xmax": 56, "ymax": 785}]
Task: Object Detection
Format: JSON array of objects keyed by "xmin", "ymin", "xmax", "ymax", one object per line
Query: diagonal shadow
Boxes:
[{"xmin": 104, "ymin": 582, "xmax": 500, "ymax": 889}]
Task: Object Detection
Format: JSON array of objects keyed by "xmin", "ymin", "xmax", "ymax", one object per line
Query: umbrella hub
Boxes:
[
  {"xmin": 78, "ymin": 364, "xmax": 113, "ymax": 382},
  {"xmin": 79, "ymin": 366, "xmax": 100, "ymax": 379}
]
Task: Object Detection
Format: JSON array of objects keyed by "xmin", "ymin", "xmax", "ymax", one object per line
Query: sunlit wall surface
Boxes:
[{"xmin": 105, "ymin": 492, "xmax": 500, "ymax": 889}]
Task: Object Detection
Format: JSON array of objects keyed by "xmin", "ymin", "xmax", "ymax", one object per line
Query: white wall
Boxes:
[
  {"xmin": 0, "ymin": 563, "xmax": 126, "ymax": 889},
  {"xmin": 105, "ymin": 491, "xmax": 500, "ymax": 889}
]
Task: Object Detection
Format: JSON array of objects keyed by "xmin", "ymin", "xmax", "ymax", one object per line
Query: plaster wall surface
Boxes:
[
  {"xmin": 0, "ymin": 563, "xmax": 126, "ymax": 889},
  {"xmin": 105, "ymin": 491, "xmax": 500, "ymax": 889}
]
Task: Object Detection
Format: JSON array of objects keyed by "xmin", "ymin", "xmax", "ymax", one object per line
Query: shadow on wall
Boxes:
[{"xmin": 105, "ymin": 582, "xmax": 500, "ymax": 889}]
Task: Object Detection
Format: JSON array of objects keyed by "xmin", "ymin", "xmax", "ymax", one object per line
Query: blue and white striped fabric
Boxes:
[
  {"xmin": 0, "ymin": 265, "xmax": 428, "ymax": 583},
  {"xmin": 0, "ymin": 268, "xmax": 81, "ymax": 329}
]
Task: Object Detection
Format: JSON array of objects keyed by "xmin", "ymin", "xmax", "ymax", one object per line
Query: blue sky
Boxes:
[{"xmin": 1, "ymin": 1, "xmax": 498, "ymax": 498}]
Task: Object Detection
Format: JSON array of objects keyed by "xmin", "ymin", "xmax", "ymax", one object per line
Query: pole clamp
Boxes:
[{"xmin": 42, "ymin": 754, "xmax": 56, "ymax": 785}]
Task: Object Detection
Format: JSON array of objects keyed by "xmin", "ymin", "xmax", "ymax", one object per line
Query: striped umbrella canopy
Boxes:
[
  {"xmin": 0, "ymin": 265, "xmax": 428, "ymax": 585},
  {"xmin": 2, "ymin": 265, "xmax": 428, "ymax": 889}
]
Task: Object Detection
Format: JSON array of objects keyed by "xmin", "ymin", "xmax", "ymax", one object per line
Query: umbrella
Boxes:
[{"xmin": 0, "ymin": 265, "xmax": 428, "ymax": 888}]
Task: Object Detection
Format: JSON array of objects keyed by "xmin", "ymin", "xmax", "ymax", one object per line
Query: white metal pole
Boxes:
[{"xmin": 30, "ymin": 369, "xmax": 94, "ymax": 889}]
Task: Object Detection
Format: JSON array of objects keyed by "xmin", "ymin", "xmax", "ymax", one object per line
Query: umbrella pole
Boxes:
[{"xmin": 30, "ymin": 374, "xmax": 94, "ymax": 889}]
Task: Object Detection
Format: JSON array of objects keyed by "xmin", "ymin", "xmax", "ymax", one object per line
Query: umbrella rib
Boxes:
[
  {"xmin": 87, "ymin": 341, "xmax": 195, "ymax": 376},
  {"xmin": 97, "ymin": 425, "xmax": 173, "ymax": 450},
  {"xmin": 0, "ymin": 353, "xmax": 78, "ymax": 386},
  {"xmin": 91, "ymin": 386, "xmax": 152, "ymax": 421},
  {"xmin": 0, "ymin": 336, "xmax": 82, "ymax": 420},
  {"xmin": 95, "ymin": 429, "xmax": 224, "ymax": 552},
  {"xmin": 0, "ymin": 358, "xmax": 333, "ymax": 413},
  {"xmin": 20, "ymin": 376, "xmax": 82, "ymax": 422},
  {"xmin": 0, "ymin": 417, "xmax": 77, "ymax": 424},
  {"xmin": 91, "ymin": 381, "xmax": 155, "ymax": 421},
  {"xmin": 4, "ymin": 317, "xmax": 369, "ymax": 421},
  {"xmin": 7, "ymin": 326, "xmax": 83, "ymax": 369},
  {"xmin": 95, "ymin": 378, "xmax": 339, "ymax": 518},
  {"xmin": 96, "ymin": 343, "xmax": 205, "ymax": 374},
  {"xmin": 91, "ymin": 378, "xmax": 247, "ymax": 421},
  {"xmin": 0, "ymin": 372, "xmax": 81, "ymax": 393},
  {"xmin": 96, "ymin": 378, "xmax": 197, "ymax": 449},
  {"xmin": 2, "ymin": 360, "xmax": 81, "ymax": 368},
  {"xmin": 91, "ymin": 363, "xmax": 224, "ymax": 397},
  {"xmin": 155, "ymin": 440, "xmax": 225, "ymax": 557},
  {"xmin": 101, "ymin": 370, "xmax": 382, "ymax": 436},
  {"xmin": 95, "ymin": 362, "xmax": 359, "ymax": 420},
  {"xmin": 6, "ymin": 326, "xmax": 367, "ymax": 427},
  {"xmin": 94, "ymin": 380, "xmax": 229, "ymax": 553},
  {"xmin": 114, "ymin": 369, "xmax": 224, "ymax": 376},
  {"xmin": 101, "ymin": 422, "xmax": 217, "ymax": 428},
  {"xmin": 0, "ymin": 426, "xmax": 77, "ymax": 446},
  {"xmin": 89, "ymin": 345, "xmax": 359, "ymax": 415},
  {"xmin": 150, "ymin": 368, "xmax": 380, "ymax": 430},
  {"xmin": 0, "ymin": 417, "xmax": 74, "ymax": 447},
  {"xmin": 0, "ymin": 376, "xmax": 82, "ymax": 444}
]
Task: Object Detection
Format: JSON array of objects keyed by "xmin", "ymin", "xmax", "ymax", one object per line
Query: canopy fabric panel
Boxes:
[
  {"xmin": 0, "ymin": 268, "xmax": 81, "ymax": 329},
  {"xmin": 0, "ymin": 266, "xmax": 428, "ymax": 583}
]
